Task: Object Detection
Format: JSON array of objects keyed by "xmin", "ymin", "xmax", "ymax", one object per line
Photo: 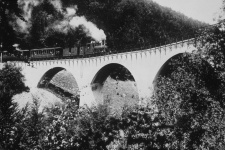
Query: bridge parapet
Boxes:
[{"xmin": 113, "ymin": 38, "xmax": 197, "ymax": 57}]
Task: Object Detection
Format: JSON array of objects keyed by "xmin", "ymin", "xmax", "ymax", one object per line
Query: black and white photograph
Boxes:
[{"xmin": 0, "ymin": 0, "xmax": 224, "ymax": 149}]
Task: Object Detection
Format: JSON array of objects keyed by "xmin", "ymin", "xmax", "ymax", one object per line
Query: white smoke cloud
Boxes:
[
  {"xmin": 49, "ymin": 0, "xmax": 62, "ymax": 13},
  {"xmin": 69, "ymin": 16, "xmax": 106, "ymax": 41},
  {"xmin": 65, "ymin": 7, "xmax": 77, "ymax": 17},
  {"xmin": 16, "ymin": 0, "xmax": 106, "ymax": 41},
  {"xmin": 17, "ymin": 0, "xmax": 42, "ymax": 33},
  {"xmin": 52, "ymin": 5, "xmax": 106, "ymax": 41}
]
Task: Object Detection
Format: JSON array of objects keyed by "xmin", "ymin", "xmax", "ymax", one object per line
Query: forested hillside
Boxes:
[
  {"xmin": 11, "ymin": 0, "xmax": 207, "ymax": 51},
  {"xmin": 65, "ymin": 0, "xmax": 207, "ymax": 50}
]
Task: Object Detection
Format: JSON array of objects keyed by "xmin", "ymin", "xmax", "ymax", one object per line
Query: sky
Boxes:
[{"xmin": 152, "ymin": 0, "xmax": 224, "ymax": 24}]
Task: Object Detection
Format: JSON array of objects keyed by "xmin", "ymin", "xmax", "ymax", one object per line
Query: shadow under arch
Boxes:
[
  {"xmin": 37, "ymin": 67, "xmax": 80, "ymax": 104},
  {"xmin": 153, "ymin": 51, "xmax": 220, "ymax": 93},
  {"xmin": 91, "ymin": 63, "xmax": 138, "ymax": 104},
  {"xmin": 153, "ymin": 52, "xmax": 188, "ymax": 88},
  {"xmin": 38, "ymin": 67, "xmax": 66, "ymax": 88}
]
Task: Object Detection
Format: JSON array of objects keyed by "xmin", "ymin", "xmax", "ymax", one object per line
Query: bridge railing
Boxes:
[
  {"xmin": 105, "ymin": 37, "xmax": 197, "ymax": 55},
  {"xmin": 99, "ymin": 21, "xmax": 224, "ymax": 56},
  {"xmin": 26, "ymin": 22, "xmax": 222, "ymax": 61},
  {"xmin": 5, "ymin": 21, "xmax": 224, "ymax": 62}
]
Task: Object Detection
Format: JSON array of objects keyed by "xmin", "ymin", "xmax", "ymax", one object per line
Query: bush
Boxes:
[
  {"xmin": 3, "ymin": 93, "xmax": 225, "ymax": 150},
  {"xmin": 12, "ymin": 96, "xmax": 118, "ymax": 150},
  {"xmin": 1, "ymin": 93, "xmax": 173, "ymax": 150},
  {"xmin": 10, "ymin": 97, "xmax": 185, "ymax": 150},
  {"xmin": 0, "ymin": 63, "xmax": 29, "ymax": 150}
]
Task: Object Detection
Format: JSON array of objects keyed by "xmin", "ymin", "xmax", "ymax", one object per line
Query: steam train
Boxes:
[{"xmin": 1, "ymin": 40, "xmax": 107, "ymax": 62}]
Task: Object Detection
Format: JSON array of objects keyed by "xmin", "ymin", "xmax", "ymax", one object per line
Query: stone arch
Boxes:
[
  {"xmin": 38, "ymin": 67, "xmax": 65, "ymax": 88},
  {"xmin": 91, "ymin": 63, "xmax": 139, "ymax": 104},
  {"xmin": 153, "ymin": 52, "xmax": 188, "ymax": 88},
  {"xmin": 37, "ymin": 67, "xmax": 80, "ymax": 103}
]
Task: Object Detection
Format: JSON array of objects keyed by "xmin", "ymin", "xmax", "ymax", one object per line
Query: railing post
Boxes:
[
  {"xmin": 194, "ymin": 34, "xmax": 197, "ymax": 47},
  {"xmin": 187, "ymin": 36, "xmax": 189, "ymax": 46},
  {"xmin": 176, "ymin": 38, "xmax": 177, "ymax": 48},
  {"xmin": 181, "ymin": 37, "xmax": 183, "ymax": 47}
]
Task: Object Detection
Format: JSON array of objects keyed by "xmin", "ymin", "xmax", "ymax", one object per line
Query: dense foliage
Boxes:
[
  {"xmin": 69, "ymin": 0, "xmax": 206, "ymax": 50},
  {"xmin": 0, "ymin": 0, "xmax": 24, "ymax": 52},
  {"xmin": 2, "ymin": 0, "xmax": 206, "ymax": 52},
  {"xmin": 1, "ymin": 22, "xmax": 225, "ymax": 149},
  {"xmin": 153, "ymin": 21, "xmax": 225, "ymax": 149},
  {"xmin": 0, "ymin": 63, "xmax": 29, "ymax": 149},
  {"xmin": 1, "ymin": 1, "xmax": 225, "ymax": 150}
]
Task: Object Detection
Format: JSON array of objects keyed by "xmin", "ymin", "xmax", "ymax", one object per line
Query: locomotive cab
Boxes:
[{"xmin": 93, "ymin": 40, "xmax": 107, "ymax": 54}]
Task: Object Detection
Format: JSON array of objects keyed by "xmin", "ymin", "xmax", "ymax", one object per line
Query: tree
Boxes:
[
  {"xmin": 58, "ymin": 0, "xmax": 205, "ymax": 51},
  {"xmin": 0, "ymin": 63, "xmax": 29, "ymax": 149},
  {"xmin": 27, "ymin": 0, "xmax": 63, "ymax": 48},
  {"xmin": 153, "ymin": 21, "xmax": 225, "ymax": 149},
  {"xmin": 0, "ymin": 0, "xmax": 24, "ymax": 52}
]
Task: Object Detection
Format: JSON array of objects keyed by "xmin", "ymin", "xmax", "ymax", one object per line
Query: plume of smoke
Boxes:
[
  {"xmin": 69, "ymin": 16, "xmax": 106, "ymax": 41},
  {"xmin": 65, "ymin": 7, "xmax": 77, "ymax": 17},
  {"xmin": 49, "ymin": 0, "xmax": 63, "ymax": 13},
  {"xmin": 17, "ymin": 0, "xmax": 43, "ymax": 33},
  {"xmin": 52, "ymin": 5, "xmax": 106, "ymax": 41},
  {"xmin": 16, "ymin": 0, "xmax": 106, "ymax": 41}
]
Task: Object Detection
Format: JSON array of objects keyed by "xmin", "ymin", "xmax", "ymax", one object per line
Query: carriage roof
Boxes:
[{"xmin": 30, "ymin": 47, "xmax": 62, "ymax": 51}]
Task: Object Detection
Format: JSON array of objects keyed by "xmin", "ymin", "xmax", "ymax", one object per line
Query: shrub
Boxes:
[{"xmin": 0, "ymin": 63, "xmax": 29, "ymax": 150}]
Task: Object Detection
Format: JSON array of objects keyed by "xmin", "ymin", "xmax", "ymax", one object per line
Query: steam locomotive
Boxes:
[{"xmin": 1, "ymin": 40, "xmax": 107, "ymax": 62}]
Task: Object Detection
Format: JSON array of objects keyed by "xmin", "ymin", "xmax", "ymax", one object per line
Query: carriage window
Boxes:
[
  {"xmin": 95, "ymin": 42, "xmax": 101, "ymax": 46},
  {"xmin": 56, "ymin": 49, "xmax": 60, "ymax": 54}
]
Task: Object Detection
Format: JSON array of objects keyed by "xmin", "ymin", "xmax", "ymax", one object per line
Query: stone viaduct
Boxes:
[{"xmin": 2, "ymin": 38, "xmax": 198, "ymax": 106}]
